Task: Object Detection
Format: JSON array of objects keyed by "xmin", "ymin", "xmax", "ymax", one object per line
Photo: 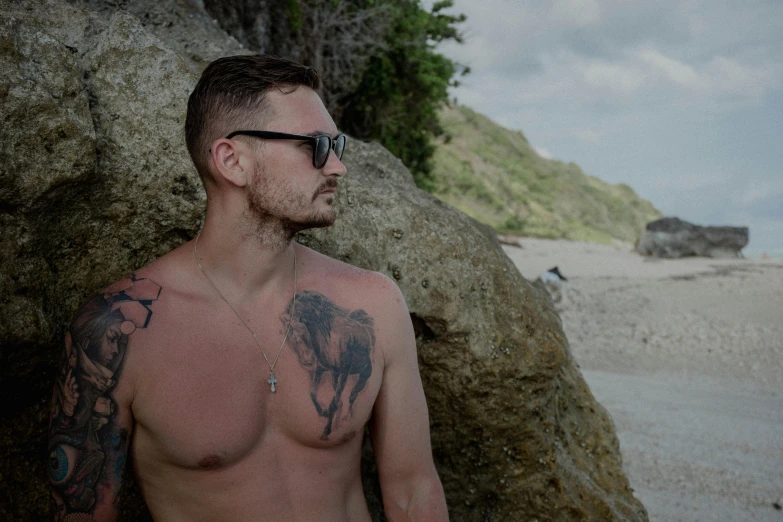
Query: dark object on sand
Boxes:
[
  {"xmin": 539, "ymin": 266, "xmax": 568, "ymax": 283},
  {"xmin": 546, "ymin": 266, "xmax": 568, "ymax": 281},
  {"xmin": 636, "ymin": 217, "xmax": 748, "ymax": 258}
]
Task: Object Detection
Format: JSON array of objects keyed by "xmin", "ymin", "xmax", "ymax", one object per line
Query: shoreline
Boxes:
[{"xmin": 503, "ymin": 237, "xmax": 783, "ymax": 521}]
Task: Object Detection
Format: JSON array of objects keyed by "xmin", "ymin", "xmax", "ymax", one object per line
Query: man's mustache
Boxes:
[{"xmin": 314, "ymin": 179, "xmax": 339, "ymax": 197}]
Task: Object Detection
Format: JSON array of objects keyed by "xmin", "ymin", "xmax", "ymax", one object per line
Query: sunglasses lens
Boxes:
[
  {"xmin": 334, "ymin": 135, "xmax": 346, "ymax": 161},
  {"xmin": 315, "ymin": 136, "xmax": 331, "ymax": 168}
]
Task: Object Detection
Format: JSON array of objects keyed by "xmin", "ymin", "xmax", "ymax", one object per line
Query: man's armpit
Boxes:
[{"xmin": 48, "ymin": 273, "xmax": 161, "ymax": 520}]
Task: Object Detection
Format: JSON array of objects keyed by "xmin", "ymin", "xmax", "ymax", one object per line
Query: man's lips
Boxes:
[{"xmin": 317, "ymin": 181, "xmax": 339, "ymax": 195}]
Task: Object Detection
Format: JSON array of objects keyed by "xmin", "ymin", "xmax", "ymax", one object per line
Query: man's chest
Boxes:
[{"xmin": 129, "ymin": 309, "xmax": 383, "ymax": 469}]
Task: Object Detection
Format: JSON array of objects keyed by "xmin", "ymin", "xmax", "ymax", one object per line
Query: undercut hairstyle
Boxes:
[{"xmin": 185, "ymin": 54, "xmax": 322, "ymax": 185}]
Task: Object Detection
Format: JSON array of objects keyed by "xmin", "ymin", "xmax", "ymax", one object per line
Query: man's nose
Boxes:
[{"xmin": 323, "ymin": 150, "xmax": 347, "ymax": 177}]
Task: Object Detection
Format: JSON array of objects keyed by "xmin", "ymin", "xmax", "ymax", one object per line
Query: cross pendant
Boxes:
[{"xmin": 267, "ymin": 373, "xmax": 278, "ymax": 393}]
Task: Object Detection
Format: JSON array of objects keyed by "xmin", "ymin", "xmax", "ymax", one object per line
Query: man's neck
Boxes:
[{"xmin": 194, "ymin": 209, "xmax": 298, "ymax": 303}]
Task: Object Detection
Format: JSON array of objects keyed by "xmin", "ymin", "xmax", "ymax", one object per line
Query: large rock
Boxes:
[
  {"xmin": 68, "ymin": 0, "xmax": 250, "ymax": 75},
  {"xmin": 0, "ymin": 1, "xmax": 646, "ymax": 520},
  {"xmin": 637, "ymin": 217, "xmax": 749, "ymax": 258}
]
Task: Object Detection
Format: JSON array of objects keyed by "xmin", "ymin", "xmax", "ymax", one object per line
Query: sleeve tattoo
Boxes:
[{"xmin": 49, "ymin": 274, "xmax": 161, "ymax": 521}]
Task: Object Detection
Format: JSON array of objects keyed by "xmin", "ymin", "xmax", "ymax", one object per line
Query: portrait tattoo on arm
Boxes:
[
  {"xmin": 284, "ymin": 291, "xmax": 376, "ymax": 440},
  {"xmin": 49, "ymin": 274, "xmax": 161, "ymax": 521}
]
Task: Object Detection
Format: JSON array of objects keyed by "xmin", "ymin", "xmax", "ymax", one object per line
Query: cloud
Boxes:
[
  {"xmin": 549, "ymin": 0, "xmax": 602, "ymax": 28},
  {"xmin": 703, "ymin": 56, "xmax": 780, "ymax": 101},
  {"xmin": 533, "ymin": 146, "xmax": 553, "ymax": 159},
  {"xmin": 650, "ymin": 172, "xmax": 732, "ymax": 194},
  {"xmin": 637, "ymin": 48, "xmax": 699, "ymax": 89},
  {"xmin": 746, "ymin": 196, "xmax": 783, "ymax": 221},
  {"xmin": 738, "ymin": 188, "xmax": 769, "ymax": 206},
  {"xmin": 569, "ymin": 128, "xmax": 603, "ymax": 144},
  {"xmin": 734, "ymin": 181, "xmax": 783, "ymax": 220},
  {"xmin": 581, "ymin": 59, "xmax": 646, "ymax": 95},
  {"xmin": 435, "ymin": 0, "xmax": 782, "ymax": 107}
]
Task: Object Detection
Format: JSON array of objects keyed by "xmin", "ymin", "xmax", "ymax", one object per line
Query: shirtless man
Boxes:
[{"xmin": 48, "ymin": 54, "xmax": 448, "ymax": 521}]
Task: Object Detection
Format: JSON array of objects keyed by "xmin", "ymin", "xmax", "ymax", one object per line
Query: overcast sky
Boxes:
[{"xmin": 425, "ymin": 0, "xmax": 783, "ymax": 257}]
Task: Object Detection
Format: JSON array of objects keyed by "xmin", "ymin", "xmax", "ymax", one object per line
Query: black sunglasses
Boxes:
[{"xmin": 226, "ymin": 130, "xmax": 346, "ymax": 169}]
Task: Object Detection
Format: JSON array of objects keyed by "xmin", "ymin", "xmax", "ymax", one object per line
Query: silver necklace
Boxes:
[{"xmin": 194, "ymin": 232, "xmax": 297, "ymax": 392}]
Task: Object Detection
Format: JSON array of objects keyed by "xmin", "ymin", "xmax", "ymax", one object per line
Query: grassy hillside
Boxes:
[{"xmin": 431, "ymin": 105, "xmax": 662, "ymax": 243}]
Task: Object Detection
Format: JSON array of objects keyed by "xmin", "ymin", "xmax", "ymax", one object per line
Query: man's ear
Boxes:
[{"xmin": 209, "ymin": 138, "xmax": 253, "ymax": 188}]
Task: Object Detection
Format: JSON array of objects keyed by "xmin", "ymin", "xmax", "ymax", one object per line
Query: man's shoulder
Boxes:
[
  {"xmin": 297, "ymin": 245, "xmax": 412, "ymax": 368},
  {"xmin": 131, "ymin": 240, "xmax": 194, "ymax": 289},
  {"xmin": 298, "ymin": 244, "xmax": 404, "ymax": 308},
  {"xmin": 74, "ymin": 241, "xmax": 196, "ymax": 341},
  {"xmin": 71, "ymin": 242, "xmax": 185, "ymax": 320}
]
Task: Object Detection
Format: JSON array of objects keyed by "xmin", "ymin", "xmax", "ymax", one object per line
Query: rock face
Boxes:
[
  {"xmin": 1, "ymin": 1, "xmax": 208, "ymax": 518},
  {"xmin": 0, "ymin": 0, "xmax": 646, "ymax": 520},
  {"xmin": 637, "ymin": 217, "xmax": 749, "ymax": 258}
]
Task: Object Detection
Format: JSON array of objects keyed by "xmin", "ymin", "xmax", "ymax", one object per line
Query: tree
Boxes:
[
  {"xmin": 275, "ymin": 0, "xmax": 395, "ymax": 116},
  {"xmin": 338, "ymin": 0, "xmax": 467, "ymax": 189},
  {"xmin": 204, "ymin": 0, "xmax": 392, "ymax": 115}
]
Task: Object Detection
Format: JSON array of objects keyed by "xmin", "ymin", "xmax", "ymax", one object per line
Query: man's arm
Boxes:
[
  {"xmin": 48, "ymin": 275, "xmax": 160, "ymax": 521},
  {"xmin": 369, "ymin": 277, "xmax": 448, "ymax": 521}
]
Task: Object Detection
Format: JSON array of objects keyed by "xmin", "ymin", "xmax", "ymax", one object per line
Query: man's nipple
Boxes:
[{"xmin": 197, "ymin": 455, "xmax": 224, "ymax": 469}]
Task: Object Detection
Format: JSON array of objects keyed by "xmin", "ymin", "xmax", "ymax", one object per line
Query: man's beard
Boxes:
[{"xmin": 245, "ymin": 161, "xmax": 337, "ymax": 243}]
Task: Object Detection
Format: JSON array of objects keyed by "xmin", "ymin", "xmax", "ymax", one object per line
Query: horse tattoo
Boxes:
[{"xmin": 284, "ymin": 291, "xmax": 375, "ymax": 440}]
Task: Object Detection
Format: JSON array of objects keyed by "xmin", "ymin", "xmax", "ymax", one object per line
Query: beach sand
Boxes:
[{"xmin": 503, "ymin": 238, "xmax": 783, "ymax": 521}]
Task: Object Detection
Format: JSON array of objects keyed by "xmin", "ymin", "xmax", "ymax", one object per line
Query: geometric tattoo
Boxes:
[
  {"xmin": 284, "ymin": 291, "xmax": 375, "ymax": 440},
  {"xmin": 49, "ymin": 274, "xmax": 160, "ymax": 521}
]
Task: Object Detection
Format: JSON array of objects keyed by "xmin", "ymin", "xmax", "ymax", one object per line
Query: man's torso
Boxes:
[{"xmin": 120, "ymin": 243, "xmax": 387, "ymax": 521}]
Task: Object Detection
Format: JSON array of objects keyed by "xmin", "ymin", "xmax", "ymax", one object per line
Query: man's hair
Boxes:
[{"xmin": 185, "ymin": 54, "xmax": 322, "ymax": 185}]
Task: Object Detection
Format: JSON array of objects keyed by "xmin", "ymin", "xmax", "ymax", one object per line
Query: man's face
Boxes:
[{"xmin": 244, "ymin": 87, "xmax": 347, "ymax": 233}]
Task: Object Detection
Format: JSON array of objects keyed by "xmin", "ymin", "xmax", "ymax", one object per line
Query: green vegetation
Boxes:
[
  {"xmin": 339, "ymin": 0, "xmax": 467, "ymax": 190},
  {"xmin": 431, "ymin": 105, "xmax": 662, "ymax": 243}
]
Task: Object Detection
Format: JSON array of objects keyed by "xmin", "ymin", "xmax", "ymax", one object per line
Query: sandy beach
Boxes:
[{"xmin": 503, "ymin": 238, "xmax": 783, "ymax": 522}]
